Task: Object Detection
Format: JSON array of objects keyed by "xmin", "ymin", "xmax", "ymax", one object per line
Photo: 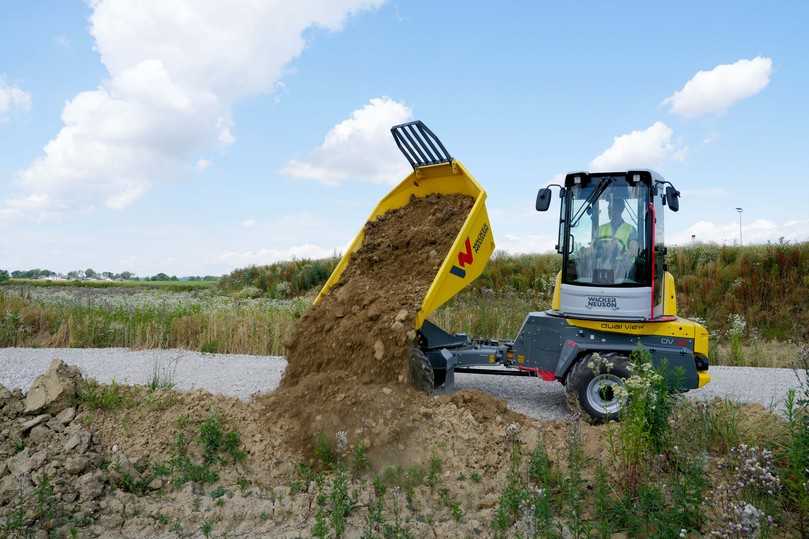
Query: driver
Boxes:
[{"xmin": 596, "ymin": 191, "xmax": 638, "ymax": 253}]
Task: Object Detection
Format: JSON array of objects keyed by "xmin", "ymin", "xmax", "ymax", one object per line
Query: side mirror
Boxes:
[
  {"xmin": 536, "ymin": 188, "xmax": 552, "ymax": 211},
  {"xmin": 665, "ymin": 186, "xmax": 680, "ymax": 212}
]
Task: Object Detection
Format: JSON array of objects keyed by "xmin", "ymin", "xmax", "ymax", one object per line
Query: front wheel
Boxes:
[{"xmin": 565, "ymin": 353, "xmax": 630, "ymax": 423}]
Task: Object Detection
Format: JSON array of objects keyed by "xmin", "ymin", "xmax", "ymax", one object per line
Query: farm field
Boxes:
[{"xmin": 3, "ymin": 278, "xmax": 216, "ymax": 292}]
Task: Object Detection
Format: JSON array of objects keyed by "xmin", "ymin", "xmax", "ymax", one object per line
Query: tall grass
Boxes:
[
  {"xmin": 217, "ymin": 242, "xmax": 809, "ymax": 338},
  {"xmin": 3, "ymin": 242, "xmax": 807, "ymax": 364},
  {"xmin": 0, "ymin": 292, "xmax": 306, "ymax": 355},
  {"xmin": 670, "ymin": 241, "xmax": 809, "ymax": 340},
  {"xmin": 217, "ymin": 257, "xmax": 339, "ymax": 298}
]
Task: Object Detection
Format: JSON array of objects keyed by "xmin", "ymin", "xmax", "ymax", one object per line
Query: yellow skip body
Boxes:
[{"xmin": 314, "ymin": 160, "xmax": 495, "ymax": 329}]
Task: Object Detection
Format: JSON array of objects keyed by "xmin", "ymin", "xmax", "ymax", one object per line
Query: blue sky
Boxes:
[{"xmin": 1, "ymin": 1, "xmax": 807, "ymax": 276}]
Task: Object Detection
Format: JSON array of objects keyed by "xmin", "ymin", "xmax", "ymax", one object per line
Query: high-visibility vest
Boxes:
[{"xmin": 597, "ymin": 222, "xmax": 635, "ymax": 250}]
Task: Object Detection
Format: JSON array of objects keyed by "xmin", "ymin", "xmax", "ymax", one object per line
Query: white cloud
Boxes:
[
  {"xmin": 219, "ymin": 243, "xmax": 335, "ymax": 266},
  {"xmin": 282, "ymin": 97, "xmax": 412, "ymax": 185},
  {"xmin": 0, "ymin": 79, "xmax": 31, "ymax": 118},
  {"xmin": 196, "ymin": 159, "xmax": 211, "ymax": 171},
  {"xmin": 5, "ymin": 0, "xmax": 383, "ymax": 217},
  {"xmin": 591, "ymin": 122, "xmax": 686, "ymax": 171},
  {"xmin": 240, "ymin": 218, "xmax": 256, "ymax": 229},
  {"xmin": 663, "ymin": 56, "xmax": 772, "ymax": 118},
  {"xmin": 671, "ymin": 218, "xmax": 809, "ymax": 245}
]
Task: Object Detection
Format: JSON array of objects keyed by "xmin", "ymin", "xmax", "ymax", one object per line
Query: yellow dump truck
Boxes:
[{"xmin": 317, "ymin": 120, "xmax": 710, "ymax": 422}]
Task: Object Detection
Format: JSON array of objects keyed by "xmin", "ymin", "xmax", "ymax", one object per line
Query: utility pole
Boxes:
[{"xmin": 735, "ymin": 207, "xmax": 743, "ymax": 246}]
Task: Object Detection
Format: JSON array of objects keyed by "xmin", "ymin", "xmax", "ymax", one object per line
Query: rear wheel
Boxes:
[
  {"xmin": 565, "ymin": 353, "xmax": 630, "ymax": 423},
  {"xmin": 408, "ymin": 347, "xmax": 435, "ymax": 393}
]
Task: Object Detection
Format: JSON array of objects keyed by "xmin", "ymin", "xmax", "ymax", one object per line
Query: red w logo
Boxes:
[{"xmin": 457, "ymin": 238, "xmax": 474, "ymax": 267}]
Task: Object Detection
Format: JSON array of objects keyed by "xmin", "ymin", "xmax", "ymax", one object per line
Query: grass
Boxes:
[
  {"xmin": 78, "ymin": 379, "xmax": 129, "ymax": 410},
  {"xmin": 0, "ymin": 289, "xmax": 307, "ymax": 355}
]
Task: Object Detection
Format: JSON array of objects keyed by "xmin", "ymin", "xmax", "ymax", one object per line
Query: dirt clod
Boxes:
[{"xmin": 23, "ymin": 358, "xmax": 82, "ymax": 414}]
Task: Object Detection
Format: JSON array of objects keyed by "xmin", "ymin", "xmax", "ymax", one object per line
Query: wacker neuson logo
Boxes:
[{"xmin": 586, "ymin": 296, "xmax": 619, "ymax": 310}]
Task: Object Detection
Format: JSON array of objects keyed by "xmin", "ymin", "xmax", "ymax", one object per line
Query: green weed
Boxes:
[
  {"xmin": 351, "ymin": 442, "xmax": 370, "ymax": 477},
  {"xmin": 200, "ymin": 519, "xmax": 213, "ymax": 538},
  {"xmin": 78, "ymin": 379, "xmax": 128, "ymax": 410}
]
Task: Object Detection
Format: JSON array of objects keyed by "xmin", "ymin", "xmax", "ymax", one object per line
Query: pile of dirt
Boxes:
[
  {"xmin": 281, "ymin": 193, "xmax": 474, "ymax": 387},
  {"xmin": 0, "ymin": 361, "xmax": 552, "ymax": 537}
]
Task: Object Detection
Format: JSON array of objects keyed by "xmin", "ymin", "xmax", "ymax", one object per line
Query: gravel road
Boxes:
[{"xmin": 1, "ymin": 347, "xmax": 805, "ymax": 421}]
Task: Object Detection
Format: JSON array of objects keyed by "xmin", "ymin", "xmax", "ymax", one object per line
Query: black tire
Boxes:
[
  {"xmin": 565, "ymin": 352, "xmax": 631, "ymax": 424},
  {"xmin": 408, "ymin": 347, "xmax": 435, "ymax": 393}
]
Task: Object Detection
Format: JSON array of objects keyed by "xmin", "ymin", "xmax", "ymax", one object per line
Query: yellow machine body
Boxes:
[
  {"xmin": 552, "ymin": 270, "xmax": 710, "ymax": 387},
  {"xmin": 314, "ymin": 160, "xmax": 495, "ymax": 329}
]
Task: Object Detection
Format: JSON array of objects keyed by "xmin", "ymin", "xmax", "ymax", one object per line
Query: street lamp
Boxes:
[{"xmin": 735, "ymin": 207, "xmax": 743, "ymax": 246}]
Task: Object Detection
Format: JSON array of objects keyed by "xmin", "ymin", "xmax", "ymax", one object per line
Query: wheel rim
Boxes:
[{"xmin": 585, "ymin": 374, "xmax": 624, "ymax": 415}]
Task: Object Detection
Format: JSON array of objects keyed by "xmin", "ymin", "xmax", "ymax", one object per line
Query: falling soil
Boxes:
[
  {"xmin": 268, "ymin": 193, "xmax": 478, "ymax": 458},
  {"xmin": 281, "ymin": 193, "xmax": 475, "ymax": 388}
]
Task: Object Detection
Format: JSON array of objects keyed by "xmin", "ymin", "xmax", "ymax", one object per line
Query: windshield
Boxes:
[{"xmin": 564, "ymin": 176, "xmax": 649, "ymax": 286}]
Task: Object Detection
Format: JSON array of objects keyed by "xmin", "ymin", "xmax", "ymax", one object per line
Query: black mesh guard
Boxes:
[{"xmin": 390, "ymin": 120, "xmax": 452, "ymax": 169}]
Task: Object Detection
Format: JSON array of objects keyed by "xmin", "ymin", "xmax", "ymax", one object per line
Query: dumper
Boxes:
[
  {"xmin": 315, "ymin": 121, "xmax": 495, "ymax": 329},
  {"xmin": 316, "ymin": 120, "xmax": 710, "ymax": 423}
]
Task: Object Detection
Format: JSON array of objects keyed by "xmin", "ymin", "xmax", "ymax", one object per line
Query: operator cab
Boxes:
[{"xmin": 537, "ymin": 170, "xmax": 680, "ymax": 322}]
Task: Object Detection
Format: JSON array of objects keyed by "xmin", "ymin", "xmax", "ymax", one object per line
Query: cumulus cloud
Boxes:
[
  {"xmin": 590, "ymin": 122, "xmax": 686, "ymax": 171},
  {"xmin": 282, "ymin": 97, "xmax": 413, "ymax": 185},
  {"xmin": 663, "ymin": 57, "xmax": 772, "ymax": 118},
  {"xmin": 5, "ymin": 0, "xmax": 383, "ymax": 217},
  {"xmin": 671, "ymin": 218, "xmax": 809, "ymax": 245},
  {"xmin": 0, "ymin": 79, "xmax": 31, "ymax": 118}
]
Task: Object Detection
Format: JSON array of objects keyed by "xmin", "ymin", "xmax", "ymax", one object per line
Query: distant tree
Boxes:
[
  {"xmin": 9, "ymin": 269, "xmax": 55, "ymax": 279},
  {"xmin": 0, "ymin": 269, "xmax": 9, "ymax": 283},
  {"xmin": 85, "ymin": 268, "xmax": 98, "ymax": 279},
  {"xmin": 150, "ymin": 273, "xmax": 170, "ymax": 281},
  {"xmin": 119, "ymin": 271, "xmax": 134, "ymax": 280}
]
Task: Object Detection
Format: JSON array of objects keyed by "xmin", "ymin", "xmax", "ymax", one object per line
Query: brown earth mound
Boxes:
[{"xmin": 281, "ymin": 193, "xmax": 474, "ymax": 388}]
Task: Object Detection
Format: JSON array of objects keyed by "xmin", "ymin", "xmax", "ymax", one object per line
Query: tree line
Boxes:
[{"xmin": 0, "ymin": 268, "xmax": 218, "ymax": 282}]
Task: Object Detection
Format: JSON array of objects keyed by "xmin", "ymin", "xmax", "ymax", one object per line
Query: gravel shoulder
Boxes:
[{"xmin": 1, "ymin": 347, "xmax": 805, "ymax": 420}]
